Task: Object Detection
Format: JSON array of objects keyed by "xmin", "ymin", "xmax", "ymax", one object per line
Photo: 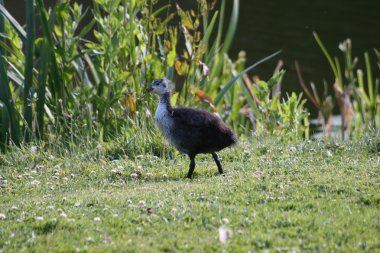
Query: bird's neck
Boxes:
[{"xmin": 158, "ymin": 92, "xmax": 173, "ymax": 112}]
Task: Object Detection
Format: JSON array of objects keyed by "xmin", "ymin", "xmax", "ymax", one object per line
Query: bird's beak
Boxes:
[{"xmin": 147, "ymin": 86, "xmax": 153, "ymax": 92}]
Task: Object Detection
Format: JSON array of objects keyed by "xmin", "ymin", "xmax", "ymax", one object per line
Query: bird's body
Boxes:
[{"xmin": 148, "ymin": 78, "xmax": 237, "ymax": 178}]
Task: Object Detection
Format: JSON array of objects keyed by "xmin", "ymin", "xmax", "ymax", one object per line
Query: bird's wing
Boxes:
[{"xmin": 171, "ymin": 108, "xmax": 220, "ymax": 129}]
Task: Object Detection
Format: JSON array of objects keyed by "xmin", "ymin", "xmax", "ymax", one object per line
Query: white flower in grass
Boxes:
[
  {"xmin": 60, "ymin": 212, "xmax": 67, "ymax": 218},
  {"xmin": 326, "ymin": 150, "xmax": 332, "ymax": 157},
  {"xmin": 35, "ymin": 216, "xmax": 44, "ymax": 221},
  {"xmin": 94, "ymin": 217, "xmax": 101, "ymax": 222},
  {"xmin": 289, "ymin": 146, "xmax": 296, "ymax": 152},
  {"xmin": 138, "ymin": 200, "xmax": 146, "ymax": 207},
  {"xmin": 162, "ymin": 174, "xmax": 168, "ymax": 179},
  {"xmin": 0, "ymin": 213, "xmax": 6, "ymax": 219},
  {"xmin": 31, "ymin": 180, "xmax": 40, "ymax": 186},
  {"xmin": 30, "ymin": 146, "xmax": 38, "ymax": 153},
  {"xmin": 130, "ymin": 173, "xmax": 138, "ymax": 180},
  {"xmin": 221, "ymin": 218, "xmax": 230, "ymax": 224},
  {"xmin": 219, "ymin": 226, "xmax": 232, "ymax": 244},
  {"xmin": 74, "ymin": 202, "xmax": 81, "ymax": 207},
  {"xmin": 145, "ymin": 173, "xmax": 153, "ymax": 179}
]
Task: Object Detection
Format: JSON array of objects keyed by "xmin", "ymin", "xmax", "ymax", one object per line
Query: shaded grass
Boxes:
[{"xmin": 0, "ymin": 135, "xmax": 379, "ymax": 252}]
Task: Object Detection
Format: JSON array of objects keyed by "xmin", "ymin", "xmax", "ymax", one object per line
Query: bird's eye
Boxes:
[{"xmin": 155, "ymin": 82, "xmax": 159, "ymax": 86}]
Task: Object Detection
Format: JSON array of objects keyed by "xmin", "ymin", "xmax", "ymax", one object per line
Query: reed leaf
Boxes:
[
  {"xmin": 0, "ymin": 4, "xmax": 26, "ymax": 41},
  {"xmin": 0, "ymin": 99, "xmax": 10, "ymax": 150},
  {"xmin": 313, "ymin": 32, "xmax": 342, "ymax": 87},
  {"xmin": 222, "ymin": 0, "xmax": 239, "ymax": 54},
  {"xmin": 214, "ymin": 51, "xmax": 281, "ymax": 106},
  {"xmin": 23, "ymin": 0, "xmax": 35, "ymax": 141},
  {"xmin": 36, "ymin": 40, "xmax": 49, "ymax": 139},
  {"xmin": 0, "ymin": 0, "xmax": 19, "ymax": 147},
  {"xmin": 36, "ymin": 0, "xmax": 63, "ymax": 104}
]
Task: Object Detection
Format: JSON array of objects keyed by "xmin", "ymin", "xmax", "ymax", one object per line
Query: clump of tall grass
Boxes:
[
  {"xmin": 297, "ymin": 33, "xmax": 379, "ymax": 140},
  {"xmin": 0, "ymin": 0, "xmax": 308, "ymax": 153}
]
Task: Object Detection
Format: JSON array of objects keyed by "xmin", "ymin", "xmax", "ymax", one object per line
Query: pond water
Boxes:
[{"xmin": 4, "ymin": 0, "xmax": 380, "ymax": 116}]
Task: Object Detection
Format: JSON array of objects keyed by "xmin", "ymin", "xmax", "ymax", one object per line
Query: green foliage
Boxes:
[
  {"xmin": 313, "ymin": 33, "xmax": 380, "ymax": 139},
  {"xmin": 0, "ymin": 0, "xmax": 308, "ymax": 151},
  {"xmin": 240, "ymin": 71, "xmax": 309, "ymax": 140}
]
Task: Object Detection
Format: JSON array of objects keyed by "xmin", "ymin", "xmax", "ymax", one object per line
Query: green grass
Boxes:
[{"xmin": 0, "ymin": 135, "xmax": 379, "ymax": 252}]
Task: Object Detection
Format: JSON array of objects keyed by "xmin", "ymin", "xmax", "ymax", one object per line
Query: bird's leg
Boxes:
[
  {"xmin": 212, "ymin": 152, "xmax": 224, "ymax": 174},
  {"xmin": 186, "ymin": 154, "xmax": 196, "ymax": 179}
]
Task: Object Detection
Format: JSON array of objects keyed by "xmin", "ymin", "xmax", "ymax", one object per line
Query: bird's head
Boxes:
[{"xmin": 147, "ymin": 78, "xmax": 171, "ymax": 95}]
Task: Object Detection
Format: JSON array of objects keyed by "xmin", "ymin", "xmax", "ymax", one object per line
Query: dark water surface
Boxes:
[{"xmin": 4, "ymin": 0, "xmax": 380, "ymax": 115}]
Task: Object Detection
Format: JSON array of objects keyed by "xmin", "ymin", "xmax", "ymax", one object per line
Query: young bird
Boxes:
[{"xmin": 147, "ymin": 78, "xmax": 237, "ymax": 178}]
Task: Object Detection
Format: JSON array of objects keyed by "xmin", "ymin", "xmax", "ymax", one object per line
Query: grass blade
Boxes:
[
  {"xmin": 23, "ymin": 0, "xmax": 36, "ymax": 141},
  {"xmin": 222, "ymin": 0, "xmax": 239, "ymax": 54},
  {"xmin": 0, "ymin": 99, "xmax": 10, "ymax": 151},
  {"xmin": 214, "ymin": 50, "xmax": 282, "ymax": 106},
  {"xmin": 36, "ymin": 40, "xmax": 49, "ymax": 139},
  {"xmin": 313, "ymin": 32, "xmax": 342, "ymax": 87}
]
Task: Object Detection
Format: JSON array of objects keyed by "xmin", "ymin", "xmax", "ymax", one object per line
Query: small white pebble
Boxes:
[
  {"xmin": 0, "ymin": 213, "xmax": 6, "ymax": 219},
  {"xmin": 219, "ymin": 226, "xmax": 232, "ymax": 244},
  {"xmin": 326, "ymin": 150, "xmax": 332, "ymax": 157},
  {"xmin": 94, "ymin": 217, "xmax": 101, "ymax": 222},
  {"xmin": 35, "ymin": 216, "xmax": 44, "ymax": 221}
]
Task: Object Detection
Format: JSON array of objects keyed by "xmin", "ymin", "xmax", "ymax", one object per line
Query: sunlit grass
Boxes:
[{"xmin": 1, "ymin": 133, "xmax": 379, "ymax": 252}]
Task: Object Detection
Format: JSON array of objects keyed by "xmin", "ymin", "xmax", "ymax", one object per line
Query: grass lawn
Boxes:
[{"xmin": 0, "ymin": 135, "xmax": 379, "ymax": 252}]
